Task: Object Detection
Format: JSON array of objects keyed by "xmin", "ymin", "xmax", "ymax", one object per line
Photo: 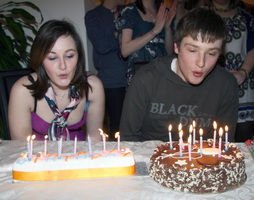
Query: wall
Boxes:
[{"xmin": 1, "ymin": 0, "xmax": 97, "ymax": 73}]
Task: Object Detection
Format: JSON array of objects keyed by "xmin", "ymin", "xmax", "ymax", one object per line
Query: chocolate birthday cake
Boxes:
[{"xmin": 149, "ymin": 139, "xmax": 246, "ymax": 193}]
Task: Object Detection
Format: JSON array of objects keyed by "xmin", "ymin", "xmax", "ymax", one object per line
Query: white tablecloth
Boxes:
[{"xmin": 0, "ymin": 140, "xmax": 253, "ymax": 200}]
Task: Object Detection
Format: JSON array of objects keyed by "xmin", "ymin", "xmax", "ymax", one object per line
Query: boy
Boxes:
[{"xmin": 119, "ymin": 8, "xmax": 238, "ymax": 142}]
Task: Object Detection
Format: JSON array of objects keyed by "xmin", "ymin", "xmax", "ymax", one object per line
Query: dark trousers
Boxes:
[
  {"xmin": 234, "ymin": 121, "xmax": 254, "ymax": 142},
  {"xmin": 104, "ymin": 87, "xmax": 126, "ymax": 140}
]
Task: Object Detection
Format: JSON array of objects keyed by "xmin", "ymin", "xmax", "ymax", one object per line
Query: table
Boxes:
[{"xmin": 0, "ymin": 140, "xmax": 254, "ymax": 200}]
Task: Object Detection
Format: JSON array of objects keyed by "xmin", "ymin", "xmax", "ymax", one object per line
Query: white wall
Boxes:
[{"xmin": 1, "ymin": 0, "xmax": 97, "ymax": 73}]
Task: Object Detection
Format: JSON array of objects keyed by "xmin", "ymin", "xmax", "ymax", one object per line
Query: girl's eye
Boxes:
[
  {"xmin": 48, "ymin": 57, "xmax": 56, "ymax": 61},
  {"xmin": 66, "ymin": 54, "xmax": 74, "ymax": 59}
]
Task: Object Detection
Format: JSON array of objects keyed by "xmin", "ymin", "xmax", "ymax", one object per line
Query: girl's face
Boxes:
[{"xmin": 43, "ymin": 35, "xmax": 78, "ymax": 90}]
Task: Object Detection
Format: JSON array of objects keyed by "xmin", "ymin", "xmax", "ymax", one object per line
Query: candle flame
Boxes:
[
  {"xmin": 189, "ymin": 124, "xmax": 193, "ymax": 133},
  {"xmin": 179, "ymin": 130, "xmax": 183, "ymax": 138},
  {"xmin": 115, "ymin": 132, "xmax": 120, "ymax": 138},
  {"xmin": 99, "ymin": 128, "xmax": 104, "ymax": 135},
  {"xmin": 45, "ymin": 135, "xmax": 48, "ymax": 140},
  {"xmin": 219, "ymin": 127, "xmax": 223, "ymax": 137},
  {"xmin": 178, "ymin": 123, "xmax": 182, "ymax": 131},
  {"xmin": 192, "ymin": 120, "xmax": 196, "ymax": 128},
  {"xmin": 27, "ymin": 135, "xmax": 31, "ymax": 142},
  {"xmin": 225, "ymin": 125, "xmax": 228, "ymax": 132},
  {"xmin": 213, "ymin": 121, "xmax": 217, "ymax": 129},
  {"xmin": 199, "ymin": 128, "xmax": 203, "ymax": 136},
  {"xmin": 168, "ymin": 124, "xmax": 172, "ymax": 132}
]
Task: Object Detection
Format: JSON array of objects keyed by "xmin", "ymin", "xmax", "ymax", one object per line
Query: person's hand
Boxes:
[
  {"xmin": 152, "ymin": 3, "xmax": 168, "ymax": 34},
  {"xmin": 164, "ymin": 0, "xmax": 177, "ymax": 30},
  {"xmin": 229, "ymin": 70, "xmax": 246, "ymax": 85}
]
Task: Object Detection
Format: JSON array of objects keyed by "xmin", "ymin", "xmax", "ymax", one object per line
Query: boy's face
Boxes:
[{"xmin": 174, "ymin": 34, "xmax": 222, "ymax": 85}]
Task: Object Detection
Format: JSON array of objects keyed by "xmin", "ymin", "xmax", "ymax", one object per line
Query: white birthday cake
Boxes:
[{"xmin": 13, "ymin": 148, "xmax": 135, "ymax": 181}]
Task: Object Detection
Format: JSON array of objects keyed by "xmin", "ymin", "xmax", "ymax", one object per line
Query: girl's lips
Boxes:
[
  {"xmin": 59, "ymin": 74, "xmax": 68, "ymax": 79},
  {"xmin": 193, "ymin": 71, "xmax": 203, "ymax": 78}
]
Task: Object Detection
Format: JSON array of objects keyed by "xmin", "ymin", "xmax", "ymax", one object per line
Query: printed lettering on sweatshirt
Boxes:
[{"xmin": 149, "ymin": 103, "xmax": 212, "ymax": 127}]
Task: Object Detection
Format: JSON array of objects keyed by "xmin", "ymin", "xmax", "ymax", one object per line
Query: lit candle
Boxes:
[
  {"xmin": 179, "ymin": 130, "xmax": 183, "ymax": 157},
  {"xmin": 58, "ymin": 136, "xmax": 62, "ymax": 158},
  {"xmin": 115, "ymin": 132, "xmax": 120, "ymax": 152},
  {"xmin": 225, "ymin": 125, "xmax": 229, "ymax": 151},
  {"xmin": 212, "ymin": 121, "xmax": 217, "ymax": 148},
  {"xmin": 30, "ymin": 134, "xmax": 36, "ymax": 156},
  {"xmin": 192, "ymin": 120, "xmax": 196, "ymax": 144},
  {"xmin": 188, "ymin": 135, "xmax": 192, "ymax": 161},
  {"xmin": 189, "ymin": 124, "xmax": 193, "ymax": 145},
  {"xmin": 99, "ymin": 128, "xmax": 108, "ymax": 153},
  {"xmin": 218, "ymin": 127, "xmax": 223, "ymax": 158},
  {"xmin": 74, "ymin": 135, "xmax": 77, "ymax": 157},
  {"xmin": 44, "ymin": 135, "xmax": 48, "ymax": 158},
  {"xmin": 87, "ymin": 135, "xmax": 92, "ymax": 157},
  {"xmin": 178, "ymin": 123, "xmax": 184, "ymax": 150},
  {"xmin": 168, "ymin": 124, "xmax": 173, "ymax": 149},
  {"xmin": 27, "ymin": 135, "xmax": 31, "ymax": 160},
  {"xmin": 199, "ymin": 128, "xmax": 203, "ymax": 155}
]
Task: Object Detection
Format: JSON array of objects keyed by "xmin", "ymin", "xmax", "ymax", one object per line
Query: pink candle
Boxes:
[
  {"xmin": 58, "ymin": 136, "xmax": 62, "ymax": 158},
  {"xmin": 218, "ymin": 127, "xmax": 223, "ymax": 157},
  {"xmin": 199, "ymin": 128, "xmax": 203, "ymax": 155},
  {"xmin": 188, "ymin": 135, "xmax": 192, "ymax": 161},
  {"xmin": 99, "ymin": 129, "xmax": 107, "ymax": 153},
  {"xmin": 27, "ymin": 135, "xmax": 31, "ymax": 160},
  {"xmin": 44, "ymin": 135, "xmax": 48, "ymax": 158},
  {"xmin": 225, "ymin": 125, "xmax": 229, "ymax": 151},
  {"xmin": 168, "ymin": 124, "xmax": 173, "ymax": 149},
  {"xmin": 179, "ymin": 130, "xmax": 183, "ymax": 157},
  {"xmin": 74, "ymin": 135, "xmax": 77, "ymax": 157},
  {"xmin": 192, "ymin": 120, "xmax": 196, "ymax": 144},
  {"xmin": 212, "ymin": 121, "xmax": 217, "ymax": 148}
]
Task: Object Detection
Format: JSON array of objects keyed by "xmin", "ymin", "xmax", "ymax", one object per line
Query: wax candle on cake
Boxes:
[
  {"xmin": 30, "ymin": 134, "xmax": 36, "ymax": 156},
  {"xmin": 115, "ymin": 132, "xmax": 120, "ymax": 152},
  {"xmin": 218, "ymin": 127, "xmax": 223, "ymax": 157},
  {"xmin": 179, "ymin": 130, "xmax": 183, "ymax": 157},
  {"xmin": 87, "ymin": 135, "xmax": 92, "ymax": 157},
  {"xmin": 44, "ymin": 135, "xmax": 48, "ymax": 158},
  {"xmin": 74, "ymin": 135, "xmax": 77, "ymax": 157},
  {"xmin": 189, "ymin": 124, "xmax": 193, "ymax": 145},
  {"xmin": 188, "ymin": 135, "xmax": 192, "ymax": 161},
  {"xmin": 225, "ymin": 125, "xmax": 229, "ymax": 151},
  {"xmin": 58, "ymin": 136, "xmax": 63, "ymax": 158},
  {"xmin": 212, "ymin": 121, "xmax": 217, "ymax": 148},
  {"xmin": 99, "ymin": 128, "xmax": 108, "ymax": 153},
  {"xmin": 192, "ymin": 120, "xmax": 196, "ymax": 144},
  {"xmin": 178, "ymin": 123, "xmax": 184, "ymax": 150},
  {"xmin": 27, "ymin": 135, "xmax": 31, "ymax": 160},
  {"xmin": 199, "ymin": 128, "xmax": 203, "ymax": 155},
  {"xmin": 168, "ymin": 124, "xmax": 173, "ymax": 149}
]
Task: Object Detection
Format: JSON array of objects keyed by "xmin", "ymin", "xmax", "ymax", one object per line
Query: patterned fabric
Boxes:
[
  {"xmin": 116, "ymin": 3, "xmax": 168, "ymax": 84},
  {"xmin": 218, "ymin": 8, "xmax": 254, "ymax": 123},
  {"xmin": 45, "ymin": 86, "xmax": 80, "ymax": 141}
]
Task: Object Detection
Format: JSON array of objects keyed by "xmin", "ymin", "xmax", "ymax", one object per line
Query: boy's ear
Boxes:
[{"xmin": 174, "ymin": 43, "xmax": 179, "ymax": 55}]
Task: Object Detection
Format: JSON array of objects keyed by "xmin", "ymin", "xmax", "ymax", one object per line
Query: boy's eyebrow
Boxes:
[{"xmin": 184, "ymin": 43, "xmax": 221, "ymax": 51}]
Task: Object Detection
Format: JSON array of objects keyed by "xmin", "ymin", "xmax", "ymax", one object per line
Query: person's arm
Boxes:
[
  {"xmin": 9, "ymin": 76, "xmax": 34, "ymax": 140},
  {"xmin": 85, "ymin": 11, "xmax": 119, "ymax": 55},
  {"xmin": 120, "ymin": 3, "xmax": 168, "ymax": 58},
  {"xmin": 230, "ymin": 49, "xmax": 254, "ymax": 85},
  {"xmin": 120, "ymin": 74, "xmax": 149, "ymax": 141},
  {"xmin": 86, "ymin": 75, "xmax": 105, "ymax": 143}
]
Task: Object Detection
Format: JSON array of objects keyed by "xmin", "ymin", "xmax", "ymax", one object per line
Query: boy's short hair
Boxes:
[{"xmin": 174, "ymin": 8, "xmax": 226, "ymax": 47}]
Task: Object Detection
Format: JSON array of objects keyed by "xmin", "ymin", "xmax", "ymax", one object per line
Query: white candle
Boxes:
[
  {"xmin": 58, "ymin": 136, "xmax": 62, "ymax": 158},
  {"xmin": 218, "ymin": 127, "xmax": 223, "ymax": 157},
  {"xmin": 189, "ymin": 124, "xmax": 193, "ymax": 145},
  {"xmin": 168, "ymin": 124, "xmax": 173, "ymax": 149},
  {"xmin": 74, "ymin": 135, "xmax": 77, "ymax": 157},
  {"xmin": 99, "ymin": 128, "xmax": 107, "ymax": 153},
  {"xmin": 188, "ymin": 135, "xmax": 192, "ymax": 161},
  {"xmin": 199, "ymin": 128, "xmax": 203, "ymax": 155},
  {"xmin": 30, "ymin": 134, "xmax": 36, "ymax": 156},
  {"xmin": 192, "ymin": 120, "xmax": 196, "ymax": 144},
  {"xmin": 27, "ymin": 135, "xmax": 31, "ymax": 160},
  {"xmin": 115, "ymin": 132, "xmax": 120, "ymax": 152},
  {"xmin": 179, "ymin": 130, "xmax": 183, "ymax": 157},
  {"xmin": 87, "ymin": 135, "xmax": 92, "ymax": 157},
  {"xmin": 212, "ymin": 121, "xmax": 217, "ymax": 148},
  {"xmin": 178, "ymin": 123, "xmax": 184, "ymax": 150},
  {"xmin": 225, "ymin": 125, "xmax": 229, "ymax": 151},
  {"xmin": 44, "ymin": 135, "xmax": 48, "ymax": 158}
]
